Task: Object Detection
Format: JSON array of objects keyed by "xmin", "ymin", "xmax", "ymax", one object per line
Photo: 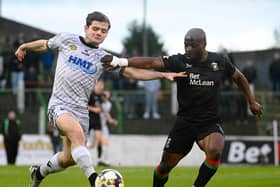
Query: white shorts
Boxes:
[{"xmin": 48, "ymin": 104, "xmax": 89, "ymax": 136}]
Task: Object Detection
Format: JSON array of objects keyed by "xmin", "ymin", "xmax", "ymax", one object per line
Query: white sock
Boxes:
[
  {"xmin": 40, "ymin": 153, "xmax": 65, "ymax": 177},
  {"xmin": 72, "ymin": 146, "xmax": 96, "ymax": 177}
]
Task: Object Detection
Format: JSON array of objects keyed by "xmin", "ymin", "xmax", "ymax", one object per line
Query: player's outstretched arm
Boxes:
[
  {"xmin": 15, "ymin": 39, "xmax": 48, "ymax": 61},
  {"xmin": 101, "ymin": 55, "xmax": 164, "ymax": 69},
  {"xmin": 232, "ymin": 68, "xmax": 262, "ymax": 118},
  {"xmin": 123, "ymin": 67, "xmax": 187, "ymax": 81}
]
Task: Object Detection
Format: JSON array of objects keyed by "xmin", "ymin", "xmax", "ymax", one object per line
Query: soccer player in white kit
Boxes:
[{"xmin": 15, "ymin": 11, "xmax": 186, "ymax": 187}]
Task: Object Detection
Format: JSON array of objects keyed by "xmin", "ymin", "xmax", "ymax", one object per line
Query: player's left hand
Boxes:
[
  {"xmin": 249, "ymin": 101, "xmax": 263, "ymax": 119},
  {"xmin": 101, "ymin": 55, "xmax": 128, "ymax": 68}
]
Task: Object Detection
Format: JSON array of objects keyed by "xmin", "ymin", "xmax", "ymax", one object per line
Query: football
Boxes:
[{"xmin": 95, "ymin": 169, "xmax": 124, "ymax": 187}]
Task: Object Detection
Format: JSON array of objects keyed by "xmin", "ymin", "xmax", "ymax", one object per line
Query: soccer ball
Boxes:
[{"xmin": 95, "ymin": 169, "xmax": 124, "ymax": 187}]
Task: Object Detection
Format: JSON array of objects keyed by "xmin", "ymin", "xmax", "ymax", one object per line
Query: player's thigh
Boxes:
[
  {"xmin": 197, "ymin": 124, "xmax": 225, "ymax": 158},
  {"xmin": 163, "ymin": 117, "xmax": 196, "ymax": 156},
  {"xmin": 56, "ymin": 113, "xmax": 85, "ymax": 145}
]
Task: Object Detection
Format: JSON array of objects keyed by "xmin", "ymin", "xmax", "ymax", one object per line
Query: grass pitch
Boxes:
[{"xmin": 0, "ymin": 165, "xmax": 279, "ymax": 187}]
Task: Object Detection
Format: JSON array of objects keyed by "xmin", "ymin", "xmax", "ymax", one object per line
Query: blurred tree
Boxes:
[
  {"xmin": 273, "ymin": 26, "xmax": 280, "ymax": 47},
  {"xmin": 122, "ymin": 20, "xmax": 167, "ymax": 56}
]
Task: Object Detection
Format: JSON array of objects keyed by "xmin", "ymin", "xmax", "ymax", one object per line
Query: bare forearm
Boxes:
[
  {"xmin": 123, "ymin": 67, "xmax": 164, "ymax": 80},
  {"xmin": 21, "ymin": 39, "xmax": 48, "ymax": 52},
  {"xmin": 127, "ymin": 57, "xmax": 163, "ymax": 69}
]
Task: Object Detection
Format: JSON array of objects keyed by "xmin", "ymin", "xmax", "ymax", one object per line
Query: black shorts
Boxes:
[
  {"xmin": 89, "ymin": 118, "xmax": 102, "ymax": 130},
  {"xmin": 163, "ymin": 117, "xmax": 224, "ymax": 156}
]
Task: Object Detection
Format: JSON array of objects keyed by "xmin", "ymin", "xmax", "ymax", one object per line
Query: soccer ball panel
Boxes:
[{"xmin": 95, "ymin": 169, "xmax": 124, "ymax": 187}]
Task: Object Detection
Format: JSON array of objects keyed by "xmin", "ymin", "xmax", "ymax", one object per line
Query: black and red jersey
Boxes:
[{"xmin": 162, "ymin": 52, "xmax": 235, "ymax": 124}]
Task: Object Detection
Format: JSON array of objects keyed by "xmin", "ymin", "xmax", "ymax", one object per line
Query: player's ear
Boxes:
[{"xmin": 84, "ymin": 25, "xmax": 88, "ymax": 32}]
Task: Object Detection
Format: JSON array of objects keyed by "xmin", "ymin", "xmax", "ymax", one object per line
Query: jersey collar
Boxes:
[{"xmin": 79, "ymin": 36, "xmax": 99, "ymax": 49}]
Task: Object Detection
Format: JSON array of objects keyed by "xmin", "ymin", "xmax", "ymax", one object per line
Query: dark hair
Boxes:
[{"xmin": 86, "ymin": 11, "xmax": 111, "ymax": 30}]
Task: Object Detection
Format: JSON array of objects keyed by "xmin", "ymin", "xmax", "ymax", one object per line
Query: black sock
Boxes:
[
  {"xmin": 88, "ymin": 172, "xmax": 98, "ymax": 186},
  {"xmin": 153, "ymin": 168, "xmax": 168, "ymax": 187},
  {"xmin": 193, "ymin": 162, "xmax": 218, "ymax": 187},
  {"xmin": 36, "ymin": 167, "xmax": 44, "ymax": 180},
  {"xmin": 97, "ymin": 144, "xmax": 102, "ymax": 159}
]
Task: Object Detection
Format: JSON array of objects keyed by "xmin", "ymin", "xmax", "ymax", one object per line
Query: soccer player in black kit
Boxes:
[{"xmin": 101, "ymin": 28, "xmax": 263, "ymax": 187}]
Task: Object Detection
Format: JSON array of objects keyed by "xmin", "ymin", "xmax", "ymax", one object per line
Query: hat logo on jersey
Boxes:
[
  {"xmin": 69, "ymin": 45, "xmax": 77, "ymax": 50},
  {"xmin": 211, "ymin": 62, "xmax": 219, "ymax": 71},
  {"xmin": 185, "ymin": 63, "xmax": 192, "ymax": 69}
]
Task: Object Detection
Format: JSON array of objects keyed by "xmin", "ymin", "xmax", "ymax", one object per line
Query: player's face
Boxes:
[
  {"xmin": 84, "ymin": 21, "xmax": 109, "ymax": 46},
  {"xmin": 184, "ymin": 39, "xmax": 204, "ymax": 62}
]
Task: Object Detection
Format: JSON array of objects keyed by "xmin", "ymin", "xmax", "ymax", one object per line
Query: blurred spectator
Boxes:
[
  {"xmin": 40, "ymin": 51, "xmax": 55, "ymax": 82},
  {"xmin": 47, "ymin": 124, "xmax": 63, "ymax": 154},
  {"xmin": 24, "ymin": 66, "xmax": 38, "ymax": 107},
  {"xmin": 0, "ymin": 37, "xmax": 13, "ymax": 89},
  {"xmin": 1, "ymin": 36, "xmax": 13, "ymax": 88},
  {"xmin": 123, "ymin": 78, "xmax": 138, "ymax": 119},
  {"xmin": 9, "ymin": 46, "xmax": 24, "ymax": 94},
  {"xmin": 242, "ymin": 60, "xmax": 257, "ymax": 115},
  {"xmin": 242, "ymin": 60, "xmax": 257, "ymax": 92},
  {"xmin": 269, "ymin": 52, "xmax": 280, "ymax": 94},
  {"xmin": 1, "ymin": 110, "xmax": 21, "ymax": 164},
  {"xmin": 24, "ymin": 51, "xmax": 40, "ymax": 81},
  {"xmin": 9, "ymin": 34, "xmax": 25, "ymax": 94},
  {"xmin": 98, "ymin": 90, "xmax": 118, "ymax": 166},
  {"xmin": 142, "ymin": 79, "xmax": 161, "ymax": 119},
  {"xmin": 220, "ymin": 48, "xmax": 236, "ymax": 91},
  {"xmin": 0, "ymin": 56, "xmax": 7, "ymax": 89}
]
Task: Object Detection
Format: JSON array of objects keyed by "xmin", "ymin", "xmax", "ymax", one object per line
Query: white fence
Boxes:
[{"xmin": 0, "ymin": 134, "xmax": 278, "ymax": 166}]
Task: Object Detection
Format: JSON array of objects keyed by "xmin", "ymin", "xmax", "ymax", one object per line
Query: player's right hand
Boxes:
[{"xmin": 15, "ymin": 45, "xmax": 26, "ymax": 62}]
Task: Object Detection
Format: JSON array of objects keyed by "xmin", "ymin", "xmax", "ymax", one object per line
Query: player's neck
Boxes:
[
  {"xmin": 200, "ymin": 50, "xmax": 208, "ymax": 62},
  {"xmin": 79, "ymin": 36, "xmax": 99, "ymax": 49}
]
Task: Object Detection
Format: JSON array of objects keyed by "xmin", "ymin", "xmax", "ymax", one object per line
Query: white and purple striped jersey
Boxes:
[{"xmin": 47, "ymin": 32, "xmax": 119, "ymax": 114}]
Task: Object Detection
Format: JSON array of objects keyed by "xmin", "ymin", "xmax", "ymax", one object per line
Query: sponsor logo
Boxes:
[
  {"xmin": 68, "ymin": 55, "xmax": 98, "ymax": 74},
  {"xmin": 227, "ymin": 141, "xmax": 272, "ymax": 164},
  {"xmin": 189, "ymin": 73, "xmax": 214, "ymax": 86}
]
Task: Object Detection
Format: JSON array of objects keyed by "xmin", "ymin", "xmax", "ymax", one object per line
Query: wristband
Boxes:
[{"xmin": 111, "ymin": 56, "xmax": 128, "ymax": 67}]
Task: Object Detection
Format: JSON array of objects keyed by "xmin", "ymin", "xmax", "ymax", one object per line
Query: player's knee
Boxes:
[
  {"xmin": 207, "ymin": 148, "xmax": 222, "ymax": 160},
  {"xmin": 159, "ymin": 162, "xmax": 174, "ymax": 174}
]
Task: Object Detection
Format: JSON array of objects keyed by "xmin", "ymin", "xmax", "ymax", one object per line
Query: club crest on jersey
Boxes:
[
  {"xmin": 69, "ymin": 45, "xmax": 77, "ymax": 50},
  {"xmin": 211, "ymin": 62, "xmax": 219, "ymax": 71},
  {"xmin": 68, "ymin": 55, "xmax": 98, "ymax": 74}
]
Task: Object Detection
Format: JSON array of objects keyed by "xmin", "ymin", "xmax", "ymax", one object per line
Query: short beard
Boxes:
[{"xmin": 188, "ymin": 50, "xmax": 203, "ymax": 62}]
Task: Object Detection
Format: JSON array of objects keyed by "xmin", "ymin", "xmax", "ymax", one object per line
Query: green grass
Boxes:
[{"xmin": 0, "ymin": 165, "xmax": 279, "ymax": 187}]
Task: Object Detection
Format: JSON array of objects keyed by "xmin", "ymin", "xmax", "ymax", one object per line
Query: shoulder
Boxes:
[
  {"xmin": 56, "ymin": 32, "xmax": 77, "ymax": 38},
  {"xmin": 207, "ymin": 51, "xmax": 233, "ymax": 65},
  {"xmin": 208, "ymin": 52, "xmax": 225, "ymax": 61},
  {"xmin": 162, "ymin": 53, "xmax": 185, "ymax": 62},
  {"xmin": 48, "ymin": 32, "xmax": 78, "ymax": 48}
]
